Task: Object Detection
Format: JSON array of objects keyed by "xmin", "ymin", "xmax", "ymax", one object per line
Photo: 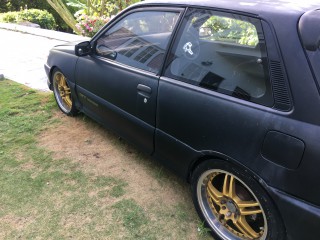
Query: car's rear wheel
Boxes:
[
  {"xmin": 52, "ymin": 69, "xmax": 78, "ymax": 116},
  {"xmin": 191, "ymin": 160, "xmax": 284, "ymax": 240}
]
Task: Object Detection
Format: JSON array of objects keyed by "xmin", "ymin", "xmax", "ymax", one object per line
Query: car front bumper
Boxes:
[{"xmin": 44, "ymin": 63, "xmax": 52, "ymax": 90}]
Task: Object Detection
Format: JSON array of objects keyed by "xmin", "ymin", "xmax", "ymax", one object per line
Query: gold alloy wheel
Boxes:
[
  {"xmin": 197, "ymin": 170, "xmax": 267, "ymax": 240},
  {"xmin": 53, "ymin": 71, "xmax": 72, "ymax": 113}
]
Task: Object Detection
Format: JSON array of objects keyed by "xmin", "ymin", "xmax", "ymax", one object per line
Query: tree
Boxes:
[
  {"xmin": 46, "ymin": 0, "xmax": 79, "ymax": 33},
  {"xmin": 66, "ymin": 0, "xmax": 140, "ymax": 17},
  {"xmin": 1, "ymin": 0, "xmax": 51, "ymax": 12},
  {"xmin": 46, "ymin": 0, "xmax": 140, "ymax": 34},
  {"xmin": 0, "ymin": 0, "xmax": 72, "ymax": 32}
]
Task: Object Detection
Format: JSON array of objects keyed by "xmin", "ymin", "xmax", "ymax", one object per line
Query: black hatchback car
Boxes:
[{"xmin": 45, "ymin": 0, "xmax": 320, "ymax": 239}]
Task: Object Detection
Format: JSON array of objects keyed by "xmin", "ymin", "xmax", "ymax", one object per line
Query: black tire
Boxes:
[
  {"xmin": 52, "ymin": 68, "xmax": 78, "ymax": 116},
  {"xmin": 191, "ymin": 160, "xmax": 285, "ymax": 240}
]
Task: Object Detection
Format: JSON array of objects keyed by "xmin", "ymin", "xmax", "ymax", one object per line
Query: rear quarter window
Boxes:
[{"xmin": 164, "ymin": 8, "xmax": 273, "ymax": 106}]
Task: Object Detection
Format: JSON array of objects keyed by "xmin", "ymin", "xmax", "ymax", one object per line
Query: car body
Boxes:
[{"xmin": 44, "ymin": 0, "xmax": 320, "ymax": 239}]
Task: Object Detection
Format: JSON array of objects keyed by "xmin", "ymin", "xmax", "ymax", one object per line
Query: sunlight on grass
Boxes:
[{"xmin": 0, "ymin": 80, "xmax": 212, "ymax": 240}]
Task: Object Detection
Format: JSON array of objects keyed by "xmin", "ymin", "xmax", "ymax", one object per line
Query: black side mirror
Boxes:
[
  {"xmin": 75, "ymin": 41, "xmax": 92, "ymax": 56},
  {"xmin": 96, "ymin": 45, "xmax": 117, "ymax": 60}
]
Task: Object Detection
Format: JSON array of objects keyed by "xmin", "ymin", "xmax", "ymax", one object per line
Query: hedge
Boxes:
[{"xmin": 0, "ymin": 9, "xmax": 56, "ymax": 30}]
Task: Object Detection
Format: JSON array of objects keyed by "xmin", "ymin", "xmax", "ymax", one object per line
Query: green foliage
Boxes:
[
  {"xmin": 197, "ymin": 221, "xmax": 211, "ymax": 237},
  {"xmin": 0, "ymin": 11, "xmax": 16, "ymax": 22},
  {"xmin": 0, "ymin": 80, "xmax": 211, "ymax": 240},
  {"xmin": 0, "ymin": 0, "xmax": 51, "ymax": 13},
  {"xmin": 0, "ymin": 0, "xmax": 8, "ymax": 13},
  {"xmin": 70, "ymin": 0, "xmax": 141, "ymax": 37},
  {"xmin": 0, "ymin": 0, "xmax": 71, "ymax": 32},
  {"xmin": 66, "ymin": 0, "xmax": 140, "ymax": 17},
  {"xmin": 202, "ymin": 16, "xmax": 259, "ymax": 46},
  {"xmin": 20, "ymin": 9, "xmax": 56, "ymax": 29},
  {"xmin": 0, "ymin": 9, "xmax": 56, "ymax": 29},
  {"xmin": 109, "ymin": 182, "xmax": 127, "ymax": 197},
  {"xmin": 202, "ymin": 15, "xmax": 229, "ymax": 32},
  {"xmin": 66, "ymin": 0, "xmax": 86, "ymax": 9},
  {"xmin": 112, "ymin": 199, "xmax": 148, "ymax": 234},
  {"xmin": 66, "ymin": 0, "xmax": 115, "ymax": 17},
  {"xmin": 114, "ymin": 0, "xmax": 141, "ymax": 12}
]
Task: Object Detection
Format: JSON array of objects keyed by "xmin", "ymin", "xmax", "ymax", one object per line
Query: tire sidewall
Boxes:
[
  {"xmin": 191, "ymin": 159, "xmax": 285, "ymax": 240},
  {"xmin": 52, "ymin": 68, "xmax": 77, "ymax": 116}
]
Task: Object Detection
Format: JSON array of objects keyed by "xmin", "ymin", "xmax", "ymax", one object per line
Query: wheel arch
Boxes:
[
  {"xmin": 188, "ymin": 151, "xmax": 268, "ymax": 189},
  {"xmin": 50, "ymin": 66, "xmax": 80, "ymax": 105},
  {"xmin": 49, "ymin": 66, "xmax": 58, "ymax": 86},
  {"xmin": 49, "ymin": 65, "xmax": 75, "ymax": 92},
  {"xmin": 49, "ymin": 66, "xmax": 72, "ymax": 85},
  {"xmin": 188, "ymin": 151, "xmax": 287, "ymax": 237},
  {"xmin": 51, "ymin": 68, "xmax": 80, "ymax": 116}
]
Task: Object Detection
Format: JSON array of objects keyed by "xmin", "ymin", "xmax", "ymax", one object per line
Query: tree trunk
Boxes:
[
  {"xmin": 118, "ymin": 0, "xmax": 123, "ymax": 11},
  {"xmin": 46, "ymin": 0, "xmax": 80, "ymax": 34},
  {"xmin": 100, "ymin": 0, "xmax": 106, "ymax": 16}
]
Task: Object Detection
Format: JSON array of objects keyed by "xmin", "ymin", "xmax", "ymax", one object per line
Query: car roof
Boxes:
[{"xmin": 138, "ymin": 0, "xmax": 320, "ymax": 19}]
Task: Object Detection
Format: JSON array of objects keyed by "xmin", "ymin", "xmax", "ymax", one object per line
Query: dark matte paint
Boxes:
[{"xmin": 45, "ymin": 1, "xmax": 320, "ymax": 239}]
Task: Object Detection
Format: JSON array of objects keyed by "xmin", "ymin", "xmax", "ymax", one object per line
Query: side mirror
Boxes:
[
  {"xmin": 75, "ymin": 41, "xmax": 92, "ymax": 56},
  {"xmin": 96, "ymin": 45, "xmax": 117, "ymax": 60}
]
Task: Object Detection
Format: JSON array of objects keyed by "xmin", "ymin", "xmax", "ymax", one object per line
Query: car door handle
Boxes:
[{"xmin": 137, "ymin": 84, "xmax": 152, "ymax": 94}]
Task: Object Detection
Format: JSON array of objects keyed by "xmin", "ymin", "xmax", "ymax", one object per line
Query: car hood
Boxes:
[
  {"xmin": 51, "ymin": 40, "xmax": 88, "ymax": 55},
  {"xmin": 54, "ymin": 40, "xmax": 87, "ymax": 48}
]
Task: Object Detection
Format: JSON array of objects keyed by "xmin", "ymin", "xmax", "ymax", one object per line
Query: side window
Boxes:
[
  {"xmin": 96, "ymin": 10, "xmax": 180, "ymax": 73},
  {"xmin": 164, "ymin": 9, "xmax": 273, "ymax": 106}
]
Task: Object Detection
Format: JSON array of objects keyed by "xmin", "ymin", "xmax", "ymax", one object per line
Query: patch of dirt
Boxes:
[
  {"xmin": 37, "ymin": 111, "xmax": 204, "ymax": 239},
  {"xmin": 0, "ymin": 214, "xmax": 35, "ymax": 237},
  {"xmin": 38, "ymin": 111, "xmax": 192, "ymax": 209}
]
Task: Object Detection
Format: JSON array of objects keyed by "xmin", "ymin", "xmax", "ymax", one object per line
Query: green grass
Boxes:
[
  {"xmin": 112, "ymin": 199, "xmax": 148, "ymax": 238},
  {"xmin": 0, "ymin": 80, "xmax": 211, "ymax": 239}
]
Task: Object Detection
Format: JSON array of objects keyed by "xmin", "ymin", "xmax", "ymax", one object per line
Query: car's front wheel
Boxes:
[
  {"xmin": 191, "ymin": 160, "xmax": 285, "ymax": 240},
  {"xmin": 52, "ymin": 68, "xmax": 78, "ymax": 116}
]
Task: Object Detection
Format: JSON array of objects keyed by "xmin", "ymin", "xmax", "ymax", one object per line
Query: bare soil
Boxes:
[{"xmin": 38, "ymin": 111, "xmax": 201, "ymax": 239}]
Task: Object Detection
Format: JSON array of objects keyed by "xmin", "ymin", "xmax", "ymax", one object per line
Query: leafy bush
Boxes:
[
  {"xmin": 75, "ymin": 14, "xmax": 110, "ymax": 37},
  {"xmin": 203, "ymin": 16, "xmax": 258, "ymax": 46},
  {"xmin": 0, "ymin": 9, "xmax": 56, "ymax": 30},
  {"xmin": 0, "ymin": 11, "xmax": 16, "ymax": 22}
]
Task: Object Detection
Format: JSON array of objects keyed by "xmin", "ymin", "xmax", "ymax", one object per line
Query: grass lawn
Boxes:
[{"xmin": 0, "ymin": 80, "xmax": 212, "ymax": 239}]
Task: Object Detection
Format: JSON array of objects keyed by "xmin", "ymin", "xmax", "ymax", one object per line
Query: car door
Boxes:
[
  {"xmin": 75, "ymin": 8, "xmax": 183, "ymax": 154},
  {"xmin": 155, "ymin": 8, "xmax": 278, "ymax": 176}
]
